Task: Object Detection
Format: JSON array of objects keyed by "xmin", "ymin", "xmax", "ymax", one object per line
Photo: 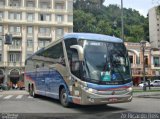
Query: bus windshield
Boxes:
[{"xmin": 81, "ymin": 40, "xmax": 131, "ymax": 85}]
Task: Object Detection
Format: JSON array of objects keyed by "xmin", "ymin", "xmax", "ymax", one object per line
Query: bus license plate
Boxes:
[{"xmin": 109, "ymin": 98, "xmax": 118, "ymax": 102}]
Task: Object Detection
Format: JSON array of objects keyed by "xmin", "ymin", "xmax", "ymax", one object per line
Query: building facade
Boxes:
[
  {"xmin": 125, "ymin": 42, "xmax": 160, "ymax": 86},
  {"xmin": 149, "ymin": 6, "xmax": 160, "ymax": 48},
  {"xmin": 0, "ymin": 0, "xmax": 73, "ymax": 88}
]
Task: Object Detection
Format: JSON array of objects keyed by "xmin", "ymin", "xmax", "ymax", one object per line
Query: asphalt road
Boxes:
[{"xmin": 0, "ymin": 91, "xmax": 160, "ymax": 119}]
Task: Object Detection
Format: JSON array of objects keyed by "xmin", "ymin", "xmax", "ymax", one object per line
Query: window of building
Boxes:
[
  {"xmin": 9, "ymin": 13, "xmax": 14, "ymax": 20},
  {"xmin": 16, "ymin": 27, "xmax": 21, "ymax": 33},
  {"xmin": 0, "ymin": 1, "xmax": 5, "ymax": 6},
  {"xmin": 68, "ymin": 1, "xmax": 73, "ymax": 11},
  {"xmin": 0, "ymin": 12, "xmax": 3, "ymax": 19},
  {"xmin": 129, "ymin": 56, "xmax": 133, "ymax": 64},
  {"xmin": 9, "ymin": 13, "xmax": 21, "ymax": 20},
  {"xmin": 38, "ymin": 40, "xmax": 44, "ymax": 48},
  {"xmin": 55, "ymin": 3, "xmax": 64, "ymax": 9},
  {"xmin": 0, "ymin": 54, "xmax": 2, "ymax": 62},
  {"xmin": 39, "ymin": 27, "xmax": 50, "ymax": 35},
  {"xmin": 0, "ymin": 26, "xmax": 2, "ymax": 33},
  {"xmin": 38, "ymin": 39, "xmax": 50, "ymax": 48},
  {"xmin": 68, "ymin": 15, "xmax": 73, "ymax": 22},
  {"xmin": 158, "ymin": 29, "xmax": 159, "ymax": 31},
  {"xmin": 9, "ymin": 26, "xmax": 14, "ymax": 33},
  {"xmin": 27, "ymin": 26, "xmax": 33, "ymax": 34},
  {"xmin": 56, "ymin": 15, "xmax": 63, "ymax": 22},
  {"xmin": 154, "ymin": 57, "xmax": 159, "ymax": 67},
  {"xmin": 10, "ymin": 0, "xmax": 21, "ymax": 7},
  {"xmin": 27, "ymin": 39, "xmax": 33, "ymax": 48},
  {"xmin": 40, "ymin": 2, "xmax": 50, "ymax": 9},
  {"xmin": 46, "ymin": 14, "xmax": 50, "ymax": 21},
  {"xmin": 16, "ymin": 13, "xmax": 21, "ymax": 20},
  {"xmin": 40, "ymin": 14, "xmax": 44, "ymax": 21},
  {"xmin": 26, "ymin": 1, "xmax": 35, "ymax": 7},
  {"xmin": 9, "ymin": 26, "xmax": 21, "ymax": 33},
  {"xmin": 39, "ymin": 14, "xmax": 50, "ymax": 21},
  {"xmin": 56, "ymin": 28, "xmax": 64, "ymax": 37},
  {"xmin": 144, "ymin": 56, "xmax": 148, "ymax": 66},
  {"xmin": 27, "ymin": 13, "xmax": 34, "ymax": 21},
  {"xmin": 12, "ymin": 39, "xmax": 21, "ymax": 47},
  {"xmin": 0, "ymin": 39, "xmax": 2, "ymax": 50},
  {"xmin": 9, "ymin": 53, "xmax": 21, "ymax": 62}
]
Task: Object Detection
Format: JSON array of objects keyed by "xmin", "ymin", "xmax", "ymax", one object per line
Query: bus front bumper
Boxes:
[{"xmin": 80, "ymin": 90, "xmax": 133, "ymax": 105}]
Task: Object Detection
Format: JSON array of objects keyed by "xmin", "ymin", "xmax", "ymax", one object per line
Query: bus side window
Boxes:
[{"xmin": 71, "ymin": 49, "xmax": 80, "ymax": 78}]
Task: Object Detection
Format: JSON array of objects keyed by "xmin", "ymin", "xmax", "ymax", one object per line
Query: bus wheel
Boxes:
[
  {"xmin": 60, "ymin": 88, "xmax": 70, "ymax": 107},
  {"xmin": 31, "ymin": 84, "xmax": 36, "ymax": 98},
  {"xmin": 28, "ymin": 84, "xmax": 32, "ymax": 95}
]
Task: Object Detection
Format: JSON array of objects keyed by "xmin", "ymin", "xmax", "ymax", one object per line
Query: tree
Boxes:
[
  {"xmin": 73, "ymin": 10, "xmax": 97, "ymax": 33},
  {"xmin": 73, "ymin": 2, "xmax": 149, "ymax": 42}
]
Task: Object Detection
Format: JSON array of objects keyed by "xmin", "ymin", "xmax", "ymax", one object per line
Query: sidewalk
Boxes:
[
  {"xmin": 133, "ymin": 91, "xmax": 160, "ymax": 97},
  {"xmin": 133, "ymin": 86, "xmax": 160, "ymax": 97}
]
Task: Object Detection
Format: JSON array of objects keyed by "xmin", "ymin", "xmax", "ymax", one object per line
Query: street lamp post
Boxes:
[
  {"xmin": 140, "ymin": 40, "xmax": 147, "ymax": 91},
  {"xmin": 121, "ymin": 0, "xmax": 124, "ymax": 41}
]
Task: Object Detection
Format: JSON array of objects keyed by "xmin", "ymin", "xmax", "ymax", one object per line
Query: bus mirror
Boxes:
[{"xmin": 70, "ymin": 45, "xmax": 84, "ymax": 61}]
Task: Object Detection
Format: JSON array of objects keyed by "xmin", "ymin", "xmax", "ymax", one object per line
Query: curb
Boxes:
[{"xmin": 133, "ymin": 92, "xmax": 160, "ymax": 97}]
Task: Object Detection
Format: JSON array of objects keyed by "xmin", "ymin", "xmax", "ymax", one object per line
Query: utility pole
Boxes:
[
  {"xmin": 121, "ymin": 0, "xmax": 124, "ymax": 41},
  {"xmin": 140, "ymin": 40, "xmax": 147, "ymax": 91}
]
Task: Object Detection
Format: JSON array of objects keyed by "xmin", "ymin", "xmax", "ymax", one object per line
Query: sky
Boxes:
[{"xmin": 104, "ymin": 0, "xmax": 159, "ymax": 17}]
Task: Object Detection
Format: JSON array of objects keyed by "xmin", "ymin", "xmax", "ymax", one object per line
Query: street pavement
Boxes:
[
  {"xmin": 0, "ymin": 89, "xmax": 160, "ymax": 119},
  {"xmin": 1, "ymin": 86, "xmax": 160, "ymax": 97}
]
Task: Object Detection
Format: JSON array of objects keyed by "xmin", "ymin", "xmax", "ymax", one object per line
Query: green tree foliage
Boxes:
[{"xmin": 73, "ymin": 1, "xmax": 149, "ymax": 42}]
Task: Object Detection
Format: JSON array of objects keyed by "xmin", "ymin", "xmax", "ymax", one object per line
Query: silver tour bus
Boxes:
[{"xmin": 25, "ymin": 33, "xmax": 133, "ymax": 107}]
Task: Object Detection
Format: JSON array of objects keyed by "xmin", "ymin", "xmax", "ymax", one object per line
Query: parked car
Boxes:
[
  {"xmin": 150, "ymin": 80, "xmax": 160, "ymax": 87},
  {"xmin": 138, "ymin": 82, "xmax": 149, "ymax": 87}
]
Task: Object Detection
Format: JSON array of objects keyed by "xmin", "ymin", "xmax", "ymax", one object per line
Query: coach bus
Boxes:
[{"xmin": 25, "ymin": 33, "xmax": 133, "ymax": 107}]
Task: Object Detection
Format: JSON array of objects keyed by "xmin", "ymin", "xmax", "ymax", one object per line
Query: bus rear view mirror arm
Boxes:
[{"xmin": 70, "ymin": 45, "xmax": 84, "ymax": 61}]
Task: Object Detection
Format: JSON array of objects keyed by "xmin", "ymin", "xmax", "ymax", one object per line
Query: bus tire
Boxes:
[
  {"xmin": 31, "ymin": 84, "xmax": 37, "ymax": 98},
  {"xmin": 60, "ymin": 88, "xmax": 70, "ymax": 107},
  {"xmin": 28, "ymin": 84, "xmax": 32, "ymax": 95}
]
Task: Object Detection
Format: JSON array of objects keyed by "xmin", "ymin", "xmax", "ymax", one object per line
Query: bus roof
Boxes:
[
  {"xmin": 63, "ymin": 33, "xmax": 123, "ymax": 43},
  {"xmin": 26, "ymin": 33, "xmax": 123, "ymax": 62}
]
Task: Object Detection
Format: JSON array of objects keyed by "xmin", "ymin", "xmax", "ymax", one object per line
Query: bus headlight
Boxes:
[
  {"xmin": 82, "ymin": 86, "xmax": 97, "ymax": 93},
  {"xmin": 81, "ymin": 83, "xmax": 97, "ymax": 93},
  {"xmin": 88, "ymin": 88, "xmax": 97, "ymax": 93},
  {"xmin": 127, "ymin": 87, "xmax": 133, "ymax": 92}
]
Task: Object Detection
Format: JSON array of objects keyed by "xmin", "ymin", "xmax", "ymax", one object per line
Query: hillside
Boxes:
[{"xmin": 73, "ymin": 2, "xmax": 149, "ymax": 42}]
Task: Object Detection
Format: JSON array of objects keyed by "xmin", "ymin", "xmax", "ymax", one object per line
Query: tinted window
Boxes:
[
  {"xmin": 64, "ymin": 38, "xmax": 78, "ymax": 64},
  {"xmin": 38, "ymin": 42, "xmax": 65, "ymax": 66}
]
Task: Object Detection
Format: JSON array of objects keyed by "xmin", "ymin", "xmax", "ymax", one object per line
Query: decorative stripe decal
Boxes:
[
  {"xmin": 46, "ymin": 92, "xmax": 59, "ymax": 95},
  {"xmin": 87, "ymin": 82, "xmax": 132, "ymax": 91}
]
